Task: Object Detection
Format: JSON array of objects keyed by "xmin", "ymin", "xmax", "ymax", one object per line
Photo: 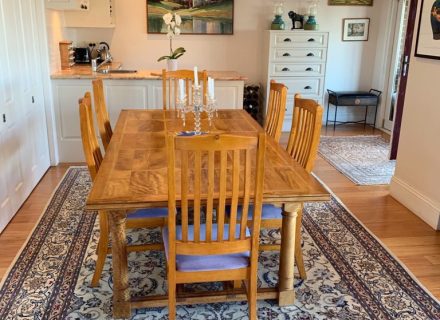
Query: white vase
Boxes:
[{"xmin": 167, "ymin": 59, "xmax": 178, "ymax": 71}]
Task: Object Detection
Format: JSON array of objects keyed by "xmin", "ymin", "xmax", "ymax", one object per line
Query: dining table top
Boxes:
[{"xmin": 85, "ymin": 109, "xmax": 330, "ymax": 211}]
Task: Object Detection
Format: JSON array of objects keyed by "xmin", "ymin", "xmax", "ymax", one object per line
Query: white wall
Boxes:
[
  {"xmin": 390, "ymin": 3, "xmax": 440, "ymax": 230},
  {"xmin": 52, "ymin": 0, "xmax": 392, "ymax": 123}
]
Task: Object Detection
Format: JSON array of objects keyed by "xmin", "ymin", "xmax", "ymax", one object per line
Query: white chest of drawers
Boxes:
[{"xmin": 263, "ymin": 30, "xmax": 329, "ymax": 131}]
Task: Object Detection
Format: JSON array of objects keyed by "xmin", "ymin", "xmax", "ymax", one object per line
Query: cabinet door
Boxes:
[
  {"xmin": 214, "ymin": 81, "xmax": 244, "ymax": 109},
  {"xmin": 104, "ymin": 81, "xmax": 149, "ymax": 125}
]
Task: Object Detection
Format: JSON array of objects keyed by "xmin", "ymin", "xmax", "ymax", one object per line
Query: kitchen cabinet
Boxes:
[
  {"xmin": 45, "ymin": 0, "xmax": 90, "ymax": 11},
  {"xmin": 51, "ymin": 78, "xmax": 244, "ymax": 162},
  {"xmin": 262, "ymin": 30, "xmax": 329, "ymax": 131},
  {"xmin": 64, "ymin": 0, "xmax": 115, "ymax": 28},
  {"xmin": 0, "ymin": 0, "xmax": 51, "ymax": 233}
]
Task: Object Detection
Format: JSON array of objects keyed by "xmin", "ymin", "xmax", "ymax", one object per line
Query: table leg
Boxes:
[
  {"xmin": 333, "ymin": 105, "xmax": 338, "ymax": 130},
  {"xmin": 109, "ymin": 210, "xmax": 131, "ymax": 319},
  {"xmin": 278, "ymin": 202, "xmax": 300, "ymax": 306}
]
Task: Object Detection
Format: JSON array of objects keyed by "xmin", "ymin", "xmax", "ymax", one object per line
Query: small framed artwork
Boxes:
[
  {"xmin": 342, "ymin": 18, "xmax": 370, "ymax": 41},
  {"xmin": 146, "ymin": 0, "xmax": 234, "ymax": 35},
  {"xmin": 415, "ymin": 0, "xmax": 440, "ymax": 60},
  {"xmin": 329, "ymin": 0, "xmax": 373, "ymax": 5}
]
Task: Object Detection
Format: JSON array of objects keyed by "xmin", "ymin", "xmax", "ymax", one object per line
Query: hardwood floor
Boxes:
[{"xmin": 0, "ymin": 125, "xmax": 439, "ymax": 300}]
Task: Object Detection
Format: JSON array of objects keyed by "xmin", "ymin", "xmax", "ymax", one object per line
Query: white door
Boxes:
[
  {"xmin": 383, "ymin": 0, "xmax": 408, "ymax": 131},
  {"xmin": 0, "ymin": 0, "xmax": 50, "ymax": 233}
]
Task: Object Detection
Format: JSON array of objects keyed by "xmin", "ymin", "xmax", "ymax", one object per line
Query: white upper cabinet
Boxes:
[
  {"xmin": 63, "ymin": 0, "xmax": 115, "ymax": 28},
  {"xmin": 45, "ymin": 0, "xmax": 90, "ymax": 11}
]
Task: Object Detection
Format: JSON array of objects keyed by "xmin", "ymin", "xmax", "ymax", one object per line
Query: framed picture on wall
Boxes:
[
  {"xmin": 342, "ymin": 18, "xmax": 370, "ymax": 41},
  {"xmin": 415, "ymin": 0, "xmax": 440, "ymax": 60},
  {"xmin": 146, "ymin": 0, "xmax": 234, "ymax": 35},
  {"xmin": 329, "ymin": 0, "xmax": 373, "ymax": 5}
]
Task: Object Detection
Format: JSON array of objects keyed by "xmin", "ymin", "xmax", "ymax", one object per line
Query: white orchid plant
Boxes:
[{"xmin": 157, "ymin": 12, "xmax": 186, "ymax": 62}]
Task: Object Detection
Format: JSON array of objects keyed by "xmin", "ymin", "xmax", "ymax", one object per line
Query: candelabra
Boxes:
[{"xmin": 177, "ymin": 85, "xmax": 218, "ymax": 135}]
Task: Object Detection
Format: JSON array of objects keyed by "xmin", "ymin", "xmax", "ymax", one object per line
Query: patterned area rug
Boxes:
[
  {"xmin": 0, "ymin": 167, "xmax": 438, "ymax": 319},
  {"xmin": 318, "ymin": 135, "xmax": 396, "ymax": 185}
]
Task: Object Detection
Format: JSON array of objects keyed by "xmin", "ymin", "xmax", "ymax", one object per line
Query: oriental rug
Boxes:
[
  {"xmin": 318, "ymin": 135, "xmax": 396, "ymax": 185},
  {"xmin": 0, "ymin": 167, "xmax": 438, "ymax": 319}
]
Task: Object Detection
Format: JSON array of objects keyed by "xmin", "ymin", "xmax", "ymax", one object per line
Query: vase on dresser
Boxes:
[
  {"xmin": 262, "ymin": 30, "xmax": 329, "ymax": 131},
  {"xmin": 167, "ymin": 59, "xmax": 178, "ymax": 71}
]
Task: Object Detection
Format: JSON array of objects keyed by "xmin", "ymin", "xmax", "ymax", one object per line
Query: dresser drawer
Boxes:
[
  {"xmin": 272, "ymin": 48, "xmax": 327, "ymax": 62},
  {"xmin": 272, "ymin": 77, "xmax": 324, "ymax": 97},
  {"xmin": 272, "ymin": 32, "xmax": 328, "ymax": 48},
  {"xmin": 270, "ymin": 63, "xmax": 325, "ymax": 77}
]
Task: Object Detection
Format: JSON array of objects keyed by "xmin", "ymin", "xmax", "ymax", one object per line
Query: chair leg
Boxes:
[
  {"xmin": 248, "ymin": 278, "xmax": 257, "ymax": 320},
  {"xmin": 91, "ymin": 211, "xmax": 109, "ymax": 287},
  {"xmin": 295, "ymin": 206, "xmax": 307, "ymax": 280},
  {"xmin": 168, "ymin": 271, "xmax": 176, "ymax": 320}
]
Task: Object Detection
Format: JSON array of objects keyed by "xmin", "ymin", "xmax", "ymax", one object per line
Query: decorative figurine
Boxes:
[{"xmin": 288, "ymin": 11, "xmax": 304, "ymax": 30}]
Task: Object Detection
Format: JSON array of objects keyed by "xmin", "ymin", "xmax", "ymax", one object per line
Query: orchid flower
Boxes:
[{"xmin": 158, "ymin": 12, "xmax": 186, "ymax": 62}]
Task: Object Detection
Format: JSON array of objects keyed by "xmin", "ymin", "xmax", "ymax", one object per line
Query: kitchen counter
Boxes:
[{"xmin": 51, "ymin": 64, "xmax": 247, "ymax": 81}]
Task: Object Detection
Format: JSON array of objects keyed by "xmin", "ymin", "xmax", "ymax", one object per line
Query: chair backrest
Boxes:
[
  {"xmin": 92, "ymin": 79, "xmax": 113, "ymax": 151},
  {"xmin": 79, "ymin": 92, "xmax": 103, "ymax": 181},
  {"xmin": 264, "ymin": 80, "xmax": 287, "ymax": 143},
  {"xmin": 166, "ymin": 133, "xmax": 266, "ymax": 259},
  {"xmin": 162, "ymin": 69, "xmax": 208, "ymax": 110},
  {"xmin": 286, "ymin": 94, "xmax": 323, "ymax": 173}
]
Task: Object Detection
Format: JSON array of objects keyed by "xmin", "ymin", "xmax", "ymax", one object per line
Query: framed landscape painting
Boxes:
[
  {"xmin": 415, "ymin": 0, "xmax": 440, "ymax": 60},
  {"xmin": 342, "ymin": 18, "xmax": 370, "ymax": 41},
  {"xmin": 147, "ymin": 0, "xmax": 234, "ymax": 35},
  {"xmin": 329, "ymin": 0, "xmax": 373, "ymax": 5}
]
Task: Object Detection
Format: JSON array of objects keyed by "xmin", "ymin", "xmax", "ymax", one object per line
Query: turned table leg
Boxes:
[
  {"xmin": 278, "ymin": 202, "xmax": 300, "ymax": 306},
  {"xmin": 109, "ymin": 210, "xmax": 131, "ymax": 319}
]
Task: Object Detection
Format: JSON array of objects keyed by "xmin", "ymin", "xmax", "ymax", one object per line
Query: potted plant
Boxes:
[{"xmin": 158, "ymin": 12, "xmax": 186, "ymax": 71}]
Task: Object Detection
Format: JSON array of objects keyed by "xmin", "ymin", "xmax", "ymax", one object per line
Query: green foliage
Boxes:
[{"xmin": 157, "ymin": 47, "xmax": 186, "ymax": 62}]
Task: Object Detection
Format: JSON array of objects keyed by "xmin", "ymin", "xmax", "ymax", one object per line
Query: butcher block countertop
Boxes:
[{"xmin": 51, "ymin": 63, "xmax": 247, "ymax": 81}]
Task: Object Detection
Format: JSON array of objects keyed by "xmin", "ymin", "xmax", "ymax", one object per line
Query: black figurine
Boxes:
[{"xmin": 288, "ymin": 11, "xmax": 304, "ymax": 30}]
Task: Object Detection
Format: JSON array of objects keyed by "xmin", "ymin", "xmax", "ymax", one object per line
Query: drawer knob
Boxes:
[
  {"xmin": 307, "ymin": 53, "xmax": 315, "ymax": 57},
  {"xmin": 282, "ymin": 67, "xmax": 290, "ymax": 72},
  {"xmin": 283, "ymin": 53, "xmax": 291, "ymax": 57},
  {"xmin": 304, "ymin": 86, "xmax": 312, "ymax": 90},
  {"xmin": 283, "ymin": 38, "xmax": 292, "ymax": 42},
  {"xmin": 305, "ymin": 67, "xmax": 313, "ymax": 71},
  {"xmin": 308, "ymin": 38, "xmax": 316, "ymax": 42}
]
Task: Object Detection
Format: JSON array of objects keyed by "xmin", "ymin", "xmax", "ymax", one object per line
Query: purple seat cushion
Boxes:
[
  {"xmin": 227, "ymin": 204, "xmax": 282, "ymax": 220},
  {"xmin": 163, "ymin": 224, "xmax": 251, "ymax": 272},
  {"xmin": 128, "ymin": 207, "xmax": 168, "ymax": 219}
]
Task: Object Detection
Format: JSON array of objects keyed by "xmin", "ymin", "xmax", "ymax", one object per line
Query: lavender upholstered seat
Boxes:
[
  {"xmin": 128, "ymin": 208, "xmax": 168, "ymax": 220},
  {"xmin": 163, "ymin": 224, "xmax": 251, "ymax": 272},
  {"xmin": 228, "ymin": 204, "xmax": 282, "ymax": 220}
]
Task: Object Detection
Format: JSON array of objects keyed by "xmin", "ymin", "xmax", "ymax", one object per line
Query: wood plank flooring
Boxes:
[{"xmin": 0, "ymin": 125, "xmax": 439, "ymax": 300}]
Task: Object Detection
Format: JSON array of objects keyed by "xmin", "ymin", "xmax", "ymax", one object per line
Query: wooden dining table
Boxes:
[{"xmin": 85, "ymin": 109, "xmax": 330, "ymax": 318}]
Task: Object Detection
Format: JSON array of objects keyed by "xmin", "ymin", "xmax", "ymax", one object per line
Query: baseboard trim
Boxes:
[{"xmin": 390, "ymin": 177, "xmax": 440, "ymax": 230}]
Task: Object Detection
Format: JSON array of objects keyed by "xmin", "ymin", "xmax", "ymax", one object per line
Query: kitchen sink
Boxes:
[{"xmin": 97, "ymin": 69, "xmax": 137, "ymax": 74}]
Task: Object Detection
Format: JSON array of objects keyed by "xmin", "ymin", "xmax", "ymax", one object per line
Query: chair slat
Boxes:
[
  {"xmin": 240, "ymin": 149, "xmax": 251, "ymax": 240},
  {"xmin": 194, "ymin": 150, "xmax": 201, "ymax": 242},
  {"xmin": 228, "ymin": 149, "xmax": 240, "ymax": 241},
  {"xmin": 206, "ymin": 150, "xmax": 215, "ymax": 242},
  {"xmin": 181, "ymin": 150, "xmax": 189, "ymax": 242},
  {"xmin": 217, "ymin": 150, "xmax": 227, "ymax": 242}
]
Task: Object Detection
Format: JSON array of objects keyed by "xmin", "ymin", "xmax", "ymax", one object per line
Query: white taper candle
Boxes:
[
  {"xmin": 179, "ymin": 79, "xmax": 185, "ymax": 100},
  {"xmin": 194, "ymin": 66, "xmax": 199, "ymax": 87}
]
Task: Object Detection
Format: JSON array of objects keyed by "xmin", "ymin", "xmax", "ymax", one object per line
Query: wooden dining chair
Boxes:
[
  {"xmin": 162, "ymin": 69, "xmax": 208, "ymax": 110},
  {"xmin": 260, "ymin": 94, "xmax": 323, "ymax": 279},
  {"xmin": 79, "ymin": 92, "xmax": 168, "ymax": 287},
  {"xmin": 92, "ymin": 79, "xmax": 112, "ymax": 151},
  {"xmin": 264, "ymin": 80, "xmax": 287, "ymax": 143},
  {"xmin": 164, "ymin": 133, "xmax": 266, "ymax": 320}
]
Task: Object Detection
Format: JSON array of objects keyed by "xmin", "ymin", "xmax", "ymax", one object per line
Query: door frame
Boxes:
[
  {"xmin": 390, "ymin": 0, "xmax": 419, "ymax": 160},
  {"xmin": 35, "ymin": 0, "xmax": 60, "ymax": 165}
]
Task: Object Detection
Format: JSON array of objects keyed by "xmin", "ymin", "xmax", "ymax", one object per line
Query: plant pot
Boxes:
[{"xmin": 167, "ymin": 59, "xmax": 178, "ymax": 71}]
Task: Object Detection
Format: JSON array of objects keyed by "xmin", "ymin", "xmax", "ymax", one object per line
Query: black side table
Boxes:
[{"xmin": 326, "ymin": 89, "xmax": 382, "ymax": 130}]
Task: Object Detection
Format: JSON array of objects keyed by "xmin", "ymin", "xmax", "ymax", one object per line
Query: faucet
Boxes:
[{"xmin": 91, "ymin": 47, "xmax": 113, "ymax": 72}]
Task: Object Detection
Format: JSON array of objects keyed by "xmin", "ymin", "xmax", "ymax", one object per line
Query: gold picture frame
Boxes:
[{"xmin": 329, "ymin": 0, "xmax": 373, "ymax": 5}]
